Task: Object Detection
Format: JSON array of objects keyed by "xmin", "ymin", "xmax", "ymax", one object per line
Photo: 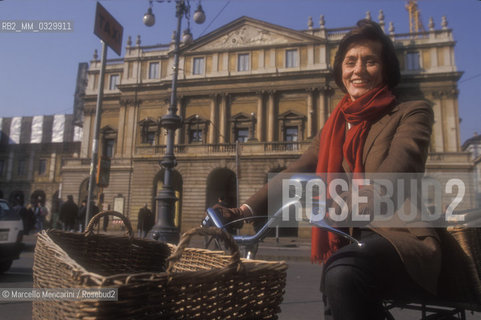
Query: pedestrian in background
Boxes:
[
  {"xmin": 24, "ymin": 203, "xmax": 35, "ymax": 235},
  {"xmin": 34, "ymin": 200, "xmax": 48, "ymax": 232},
  {"xmin": 89, "ymin": 201, "xmax": 100, "ymax": 227},
  {"xmin": 102, "ymin": 203, "xmax": 110, "ymax": 232},
  {"xmin": 59, "ymin": 195, "xmax": 78, "ymax": 232},
  {"xmin": 137, "ymin": 203, "xmax": 154, "ymax": 238},
  {"xmin": 77, "ymin": 200, "xmax": 87, "ymax": 232}
]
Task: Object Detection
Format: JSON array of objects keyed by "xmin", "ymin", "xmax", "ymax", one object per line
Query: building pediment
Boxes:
[
  {"xmin": 185, "ymin": 16, "xmax": 321, "ymax": 53},
  {"xmin": 100, "ymin": 125, "xmax": 117, "ymax": 135},
  {"xmin": 278, "ymin": 110, "xmax": 306, "ymax": 120}
]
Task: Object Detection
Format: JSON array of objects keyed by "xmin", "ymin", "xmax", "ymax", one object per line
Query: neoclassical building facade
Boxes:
[
  {"xmin": 0, "ymin": 114, "xmax": 81, "ymax": 221},
  {"xmin": 58, "ymin": 15, "xmax": 473, "ymax": 236}
]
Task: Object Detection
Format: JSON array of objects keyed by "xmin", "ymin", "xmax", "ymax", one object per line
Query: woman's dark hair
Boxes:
[{"xmin": 333, "ymin": 19, "xmax": 401, "ymax": 91}]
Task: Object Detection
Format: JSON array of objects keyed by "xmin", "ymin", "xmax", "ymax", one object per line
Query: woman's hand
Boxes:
[{"xmin": 216, "ymin": 204, "xmax": 252, "ymax": 221}]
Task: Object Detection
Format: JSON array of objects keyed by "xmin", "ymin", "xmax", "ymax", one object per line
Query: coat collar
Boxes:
[
  {"xmin": 362, "ymin": 101, "xmax": 399, "ymax": 165},
  {"xmin": 341, "ymin": 101, "xmax": 399, "ymax": 173}
]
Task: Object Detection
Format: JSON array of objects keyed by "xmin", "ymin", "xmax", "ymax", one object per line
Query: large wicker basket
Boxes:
[
  {"xmin": 436, "ymin": 211, "xmax": 481, "ymax": 310},
  {"xmin": 33, "ymin": 211, "xmax": 287, "ymax": 319}
]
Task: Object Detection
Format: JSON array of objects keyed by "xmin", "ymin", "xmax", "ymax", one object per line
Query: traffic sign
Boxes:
[{"xmin": 94, "ymin": 2, "xmax": 123, "ymax": 56}]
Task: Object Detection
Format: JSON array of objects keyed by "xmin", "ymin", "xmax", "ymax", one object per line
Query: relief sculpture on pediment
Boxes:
[{"xmin": 208, "ymin": 26, "xmax": 290, "ymax": 49}]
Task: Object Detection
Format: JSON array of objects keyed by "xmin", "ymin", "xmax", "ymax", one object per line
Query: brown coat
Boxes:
[{"xmin": 245, "ymin": 99, "xmax": 441, "ymax": 294}]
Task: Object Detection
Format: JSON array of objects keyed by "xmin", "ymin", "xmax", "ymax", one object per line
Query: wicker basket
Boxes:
[
  {"xmin": 437, "ymin": 225, "xmax": 481, "ymax": 309},
  {"xmin": 33, "ymin": 211, "xmax": 287, "ymax": 319}
]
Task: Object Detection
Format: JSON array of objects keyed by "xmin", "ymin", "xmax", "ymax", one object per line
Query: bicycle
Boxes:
[{"xmin": 201, "ymin": 175, "xmax": 480, "ymax": 320}]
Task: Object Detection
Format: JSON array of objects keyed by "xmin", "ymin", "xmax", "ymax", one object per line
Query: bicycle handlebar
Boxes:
[{"xmin": 206, "ymin": 200, "xmax": 363, "ymax": 248}]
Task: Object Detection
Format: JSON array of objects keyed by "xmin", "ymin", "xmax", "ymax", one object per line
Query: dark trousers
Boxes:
[{"xmin": 321, "ymin": 230, "xmax": 433, "ymax": 320}]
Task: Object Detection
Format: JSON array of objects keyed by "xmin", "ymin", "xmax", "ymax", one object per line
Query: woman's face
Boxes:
[{"xmin": 341, "ymin": 40, "xmax": 384, "ymax": 101}]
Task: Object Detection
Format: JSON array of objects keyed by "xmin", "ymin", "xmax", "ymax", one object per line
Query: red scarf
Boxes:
[{"xmin": 311, "ymin": 85, "xmax": 395, "ymax": 263}]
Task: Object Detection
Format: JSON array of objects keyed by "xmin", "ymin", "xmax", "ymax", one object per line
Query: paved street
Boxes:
[
  {"xmin": 1, "ymin": 234, "xmax": 480, "ymax": 319},
  {"xmin": 0, "ymin": 238, "xmax": 34, "ymax": 320},
  {"xmin": 257, "ymin": 240, "xmax": 481, "ymax": 320}
]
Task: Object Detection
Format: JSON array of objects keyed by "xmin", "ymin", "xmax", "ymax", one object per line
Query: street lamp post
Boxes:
[{"xmin": 144, "ymin": 0, "xmax": 205, "ymax": 243}]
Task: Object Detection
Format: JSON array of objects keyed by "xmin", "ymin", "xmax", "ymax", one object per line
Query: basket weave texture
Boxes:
[
  {"xmin": 437, "ymin": 226, "xmax": 481, "ymax": 309},
  {"xmin": 33, "ymin": 211, "xmax": 287, "ymax": 320}
]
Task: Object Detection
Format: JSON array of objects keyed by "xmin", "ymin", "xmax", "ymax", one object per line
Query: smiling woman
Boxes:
[
  {"xmin": 333, "ymin": 19, "xmax": 401, "ymax": 99},
  {"xmin": 341, "ymin": 40, "xmax": 383, "ymax": 100},
  {"xmin": 218, "ymin": 19, "xmax": 440, "ymax": 320}
]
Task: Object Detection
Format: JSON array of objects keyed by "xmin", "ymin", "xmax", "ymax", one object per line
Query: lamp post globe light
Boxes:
[{"xmin": 143, "ymin": 0, "xmax": 205, "ymax": 243}]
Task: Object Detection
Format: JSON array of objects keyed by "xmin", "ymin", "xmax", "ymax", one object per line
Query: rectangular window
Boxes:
[
  {"xmin": 285, "ymin": 126, "xmax": 299, "ymax": 150},
  {"xmin": 286, "ymin": 49, "xmax": 299, "ymax": 68},
  {"xmin": 406, "ymin": 52, "xmax": 421, "ymax": 71},
  {"xmin": 285, "ymin": 126, "xmax": 298, "ymax": 142},
  {"xmin": 103, "ymin": 139, "xmax": 115, "ymax": 158},
  {"xmin": 189, "ymin": 129, "xmax": 202, "ymax": 143},
  {"xmin": 236, "ymin": 128, "xmax": 249, "ymax": 142},
  {"xmin": 193, "ymin": 57, "xmax": 205, "ymax": 75},
  {"xmin": 109, "ymin": 74, "xmax": 119, "ymax": 90},
  {"xmin": 237, "ymin": 53, "xmax": 250, "ymax": 72},
  {"xmin": 0, "ymin": 159, "xmax": 4, "ymax": 176},
  {"xmin": 17, "ymin": 159, "xmax": 27, "ymax": 177},
  {"xmin": 142, "ymin": 131, "xmax": 156, "ymax": 145},
  {"xmin": 38, "ymin": 159, "xmax": 47, "ymax": 175},
  {"xmin": 148, "ymin": 62, "xmax": 160, "ymax": 79}
]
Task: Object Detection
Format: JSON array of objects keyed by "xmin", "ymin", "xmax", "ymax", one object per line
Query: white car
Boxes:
[{"xmin": 0, "ymin": 199, "xmax": 24, "ymax": 273}]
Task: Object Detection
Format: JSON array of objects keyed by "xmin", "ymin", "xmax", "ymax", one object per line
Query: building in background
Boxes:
[
  {"xmin": 0, "ymin": 114, "xmax": 81, "ymax": 224},
  {"xmin": 2, "ymin": 13, "xmax": 475, "ymax": 237}
]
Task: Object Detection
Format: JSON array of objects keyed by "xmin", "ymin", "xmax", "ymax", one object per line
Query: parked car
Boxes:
[{"xmin": 0, "ymin": 199, "xmax": 24, "ymax": 273}]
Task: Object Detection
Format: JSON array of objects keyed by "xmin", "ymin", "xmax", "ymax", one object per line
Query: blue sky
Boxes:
[{"xmin": 0, "ymin": 0, "xmax": 479, "ymax": 142}]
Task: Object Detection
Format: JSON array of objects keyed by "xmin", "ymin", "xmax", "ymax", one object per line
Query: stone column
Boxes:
[
  {"xmin": 267, "ymin": 91, "xmax": 276, "ymax": 142},
  {"xmin": 431, "ymin": 91, "xmax": 444, "ymax": 153},
  {"xmin": 306, "ymin": 89, "xmax": 315, "ymax": 138},
  {"xmin": 49, "ymin": 153, "xmax": 56, "ymax": 182},
  {"xmin": 208, "ymin": 94, "xmax": 218, "ymax": 144},
  {"xmin": 256, "ymin": 92, "xmax": 265, "ymax": 141},
  {"xmin": 123, "ymin": 100, "xmax": 139, "ymax": 157},
  {"xmin": 80, "ymin": 113, "xmax": 92, "ymax": 158},
  {"xmin": 219, "ymin": 94, "xmax": 228, "ymax": 143},
  {"xmin": 318, "ymin": 88, "xmax": 328, "ymax": 132},
  {"xmin": 117, "ymin": 102, "xmax": 127, "ymax": 156},
  {"xmin": 445, "ymin": 89, "xmax": 460, "ymax": 152},
  {"xmin": 118, "ymin": 98, "xmax": 138, "ymax": 156}
]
